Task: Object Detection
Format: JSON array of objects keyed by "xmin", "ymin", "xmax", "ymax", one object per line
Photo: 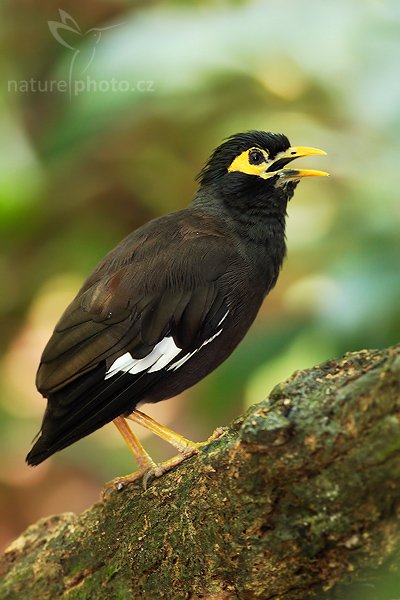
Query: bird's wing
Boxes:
[{"xmin": 36, "ymin": 227, "xmax": 235, "ymax": 396}]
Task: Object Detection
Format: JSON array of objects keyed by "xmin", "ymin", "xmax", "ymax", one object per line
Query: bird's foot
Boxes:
[
  {"xmin": 144, "ymin": 426, "xmax": 224, "ymax": 485},
  {"xmin": 102, "ymin": 426, "xmax": 224, "ymax": 498},
  {"xmin": 142, "ymin": 446, "xmax": 199, "ymax": 489},
  {"xmin": 102, "ymin": 468, "xmax": 148, "ymax": 497},
  {"xmin": 102, "ymin": 446, "xmax": 197, "ymax": 497},
  {"xmin": 200, "ymin": 426, "xmax": 224, "ymax": 446}
]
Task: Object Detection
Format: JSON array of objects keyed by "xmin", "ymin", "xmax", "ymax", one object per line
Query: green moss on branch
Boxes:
[{"xmin": 1, "ymin": 345, "xmax": 400, "ymax": 599}]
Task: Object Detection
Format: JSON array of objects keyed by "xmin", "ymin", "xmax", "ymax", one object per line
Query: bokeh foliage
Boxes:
[{"xmin": 0, "ymin": 0, "xmax": 399, "ymax": 550}]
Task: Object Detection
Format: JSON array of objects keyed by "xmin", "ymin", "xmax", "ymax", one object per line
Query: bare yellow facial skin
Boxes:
[
  {"xmin": 227, "ymin": 146, "xmax": 329, "ymax": 180},
  {"xmin": 227, "ymin": 147, "xmax": 269, "ymax": 176}
]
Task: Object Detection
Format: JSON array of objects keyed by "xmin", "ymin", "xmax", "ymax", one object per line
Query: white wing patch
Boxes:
[
  {"xmin": 105, "ymin": 336, "xmax": 181, "ymax": 380},
  {"xmin": 105, "ymin": 316, "xmax": 227, "ymax": 380},
  {"xmin": 167, "ymin": 328, "xmax": 223, "ymax": 372}
]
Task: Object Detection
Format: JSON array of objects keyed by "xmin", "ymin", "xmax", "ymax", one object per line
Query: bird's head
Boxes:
[{"xmin": 197, "ymin": 131, "xmax": 328, "ymax": 209}]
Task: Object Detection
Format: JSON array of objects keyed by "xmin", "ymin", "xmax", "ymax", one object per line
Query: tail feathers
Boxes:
[
  {"xmin": 26, "ymin": 396, "xmax": 125, "ymax": 466},
  {"xmin": 26, "ymin": 363, "xmax": 163, "ymax": 466},
  {"xmin": 25, "ymin": 406, "xmax": 104, "ymax": 465},
  {"xmin": 26, "ymin": 435, "xmax": 62, "ymax": 466},
  {"xmin": 26, "ymin": 422, "xmax": 97, "ymax": 465}
]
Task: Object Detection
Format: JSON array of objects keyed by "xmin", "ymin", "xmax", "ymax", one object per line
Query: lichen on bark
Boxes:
[{"xmin": 1, "ymin": 344, "xmax": 400, "ymax": 599}]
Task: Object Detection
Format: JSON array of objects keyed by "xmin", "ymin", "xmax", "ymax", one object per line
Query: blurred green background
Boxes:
[{"xmin": 0, "ymin": 0, "xmax": 399, "ymax": 551}]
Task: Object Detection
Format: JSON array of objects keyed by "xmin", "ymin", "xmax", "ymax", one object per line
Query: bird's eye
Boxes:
[{"xmin": 248, "ymin": 149, "xmax": 265, "ymax": 165}]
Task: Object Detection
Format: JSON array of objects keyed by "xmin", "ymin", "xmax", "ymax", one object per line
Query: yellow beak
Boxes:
[
  {"xmin": 283, "ymin": 146, "xmax": 327, "ymax": 160},
  {"xmin": 277, "ymin": 168, "xmax": 330, "ymax": 180},
  {"xmin": 261, "ymin": 145, "xmax": 329, "ymax": 179}
]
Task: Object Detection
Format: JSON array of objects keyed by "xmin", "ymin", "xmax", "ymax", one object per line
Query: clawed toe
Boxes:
[
  {"xmin": 102, "ymin": 426, "xmax": 225, "ymax": 499},
  {"xmin": 102, "ymin": 447, "xmax": 200, "ymax": 497},
  {"xmin": 102, "ymin": 469, "xmax": 144, "ymax": 497}
]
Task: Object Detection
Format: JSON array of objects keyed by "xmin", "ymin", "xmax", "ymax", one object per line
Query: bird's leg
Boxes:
[
  {"xmin": 113, "ymin": 416, "xmax": 156, "ymax": 470},
  {"xmin": 127, "ymin": 410, "xmax": 199, "ymax": 454},
  {"xmin": 126, "ymin": 410, "xmax": 224, "ymax": 487},
  {"xmin": 103, "ymin": 412, "xmax": 224, "ymax": 496},
  {"xmin": 102, "ymin": 416, "xmax": 157, "ymax": 495}
]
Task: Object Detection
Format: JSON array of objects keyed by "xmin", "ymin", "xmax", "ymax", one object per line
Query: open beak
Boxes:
[
  {"xmin": 275, "ymin": 168, "xmax": 329, "ymax": 180},
  {"xmin": 262, "ymin": 146, "xmax": 329, "ymax": 180}
]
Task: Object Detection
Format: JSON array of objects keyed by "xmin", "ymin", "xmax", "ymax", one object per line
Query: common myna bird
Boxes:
[{"xmin": 27, "ymin": 131, "xmax": 328, "ymax": 489}]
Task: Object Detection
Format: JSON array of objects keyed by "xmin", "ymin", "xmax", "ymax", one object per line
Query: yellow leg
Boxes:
[
  {"xmin": 103, "ymin": 417, "xmax": 157, "ymax": 496},
  {"xmin": 103, "ymin": 413, "xmax": 224, "ymax": 496},
  {"xmin": 113, "ymin": 416, "xmax": 155, "ymax": 471},
  {"xmin": 127, "ymin": 410, "xmax": 224, "ymax": 487},
  {"xmin": 127, "ymin": 410, "xmax": 199, "ymax": 453}
]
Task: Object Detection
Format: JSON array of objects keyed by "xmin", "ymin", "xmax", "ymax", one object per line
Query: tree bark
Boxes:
[{"xmin": 1, "ymin": 344, "xmax": 400, "ymax": 599}]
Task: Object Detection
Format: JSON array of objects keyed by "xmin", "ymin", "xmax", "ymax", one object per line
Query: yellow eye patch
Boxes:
[{"xmin": 227, "ymin": 147, "xmax": 269, "ymax": 176}]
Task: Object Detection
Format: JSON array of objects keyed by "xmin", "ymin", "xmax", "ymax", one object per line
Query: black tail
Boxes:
[
  {"xmin": 26, "ymin": 434, "xmax": 60, "ymax": 466},
  {"xmin": 26, "ymin": 363, "xmax": 163, "ymax": 466}
]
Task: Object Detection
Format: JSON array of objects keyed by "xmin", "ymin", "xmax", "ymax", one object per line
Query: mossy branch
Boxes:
[{"xmin": 1, "ymin": 344, "xmax": 400, "ymax": 599}]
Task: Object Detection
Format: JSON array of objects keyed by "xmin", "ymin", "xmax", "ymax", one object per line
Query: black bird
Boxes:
[{"xmin": 27, "ymin": 131, "xmax": 328, "ymax": 489}]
